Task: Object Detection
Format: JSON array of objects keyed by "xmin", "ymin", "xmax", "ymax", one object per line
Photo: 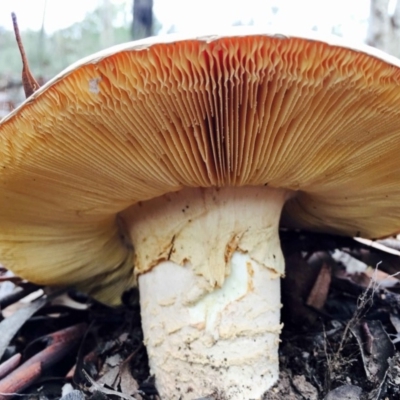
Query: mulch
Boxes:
[{"xmin": 1, "ymin": 230, "xmax": 400, "ymax": 400}]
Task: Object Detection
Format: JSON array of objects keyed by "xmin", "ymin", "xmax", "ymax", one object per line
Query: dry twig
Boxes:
[{"xmin": 11, "ymin": 12, "xmax": 40, "ymax": 98}]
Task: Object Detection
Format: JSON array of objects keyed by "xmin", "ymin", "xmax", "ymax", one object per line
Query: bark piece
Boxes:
[{"xmin": 306, "ymin": 263, "xmax": 331, "ymax": 310}]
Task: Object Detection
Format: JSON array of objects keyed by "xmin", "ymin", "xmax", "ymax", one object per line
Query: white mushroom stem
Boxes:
[{"xmin": 122, "ymin": 186, "xmax": 292, "ymax": 399}]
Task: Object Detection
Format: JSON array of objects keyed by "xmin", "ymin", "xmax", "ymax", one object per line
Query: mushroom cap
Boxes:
[{"xmin": 1, "ymin": 29, "xmax": 400, "ymax": 302}]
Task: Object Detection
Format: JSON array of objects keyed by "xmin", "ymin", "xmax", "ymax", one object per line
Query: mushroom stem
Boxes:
[{"xmin": 122, "ymin": 186, "xmax": 291, "ymax": 399}]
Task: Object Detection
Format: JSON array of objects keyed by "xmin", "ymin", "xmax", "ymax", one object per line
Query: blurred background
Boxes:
[{"xmin": 0, "ymin": 0, "xmax": 397, "ymax": 116}]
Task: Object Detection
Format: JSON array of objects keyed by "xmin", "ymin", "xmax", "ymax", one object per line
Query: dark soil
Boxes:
[{"xmin": 1, "ymin": 230, "xmax": 400, "ymax": 400}]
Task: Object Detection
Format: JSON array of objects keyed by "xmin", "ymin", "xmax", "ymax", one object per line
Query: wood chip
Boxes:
[{"xmin": 306, "ymin": 263, "xmax": 331, "ymax": 310}]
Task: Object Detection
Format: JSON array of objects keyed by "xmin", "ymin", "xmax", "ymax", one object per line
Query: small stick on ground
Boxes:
[
  {"xmin": 0, "ymin": 324, "xmax": 87, "ymax": 399},
  {"xmin": 0, "ymin": 354, "xmax": 21, "ymax": 379}
]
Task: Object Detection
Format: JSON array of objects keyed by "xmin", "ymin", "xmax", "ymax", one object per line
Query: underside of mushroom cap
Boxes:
[{"xmin": 1, "ymin": 30, "xmax": 400, "ymax": 302}]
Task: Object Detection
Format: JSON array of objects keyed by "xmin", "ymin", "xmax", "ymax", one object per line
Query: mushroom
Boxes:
[{"xmin": 1, "ymin": 30, "xmax": 400, "ymax": 399}]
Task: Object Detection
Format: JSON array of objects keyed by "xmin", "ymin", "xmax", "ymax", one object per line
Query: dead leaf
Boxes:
[
  {"xmin": 324, "ymin": 384, "xmax": 362, "ymax": 400},
  {"xmin": 119, "ymin": 365, "xmax": 141, "ymax": 399},
  {"xmin": 0, "ymin": 297, "xmax": 47, "ymax": 361},
  {"xmin": 291, "ymin": 375, "xmax": 318, "ymax": 400}
]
